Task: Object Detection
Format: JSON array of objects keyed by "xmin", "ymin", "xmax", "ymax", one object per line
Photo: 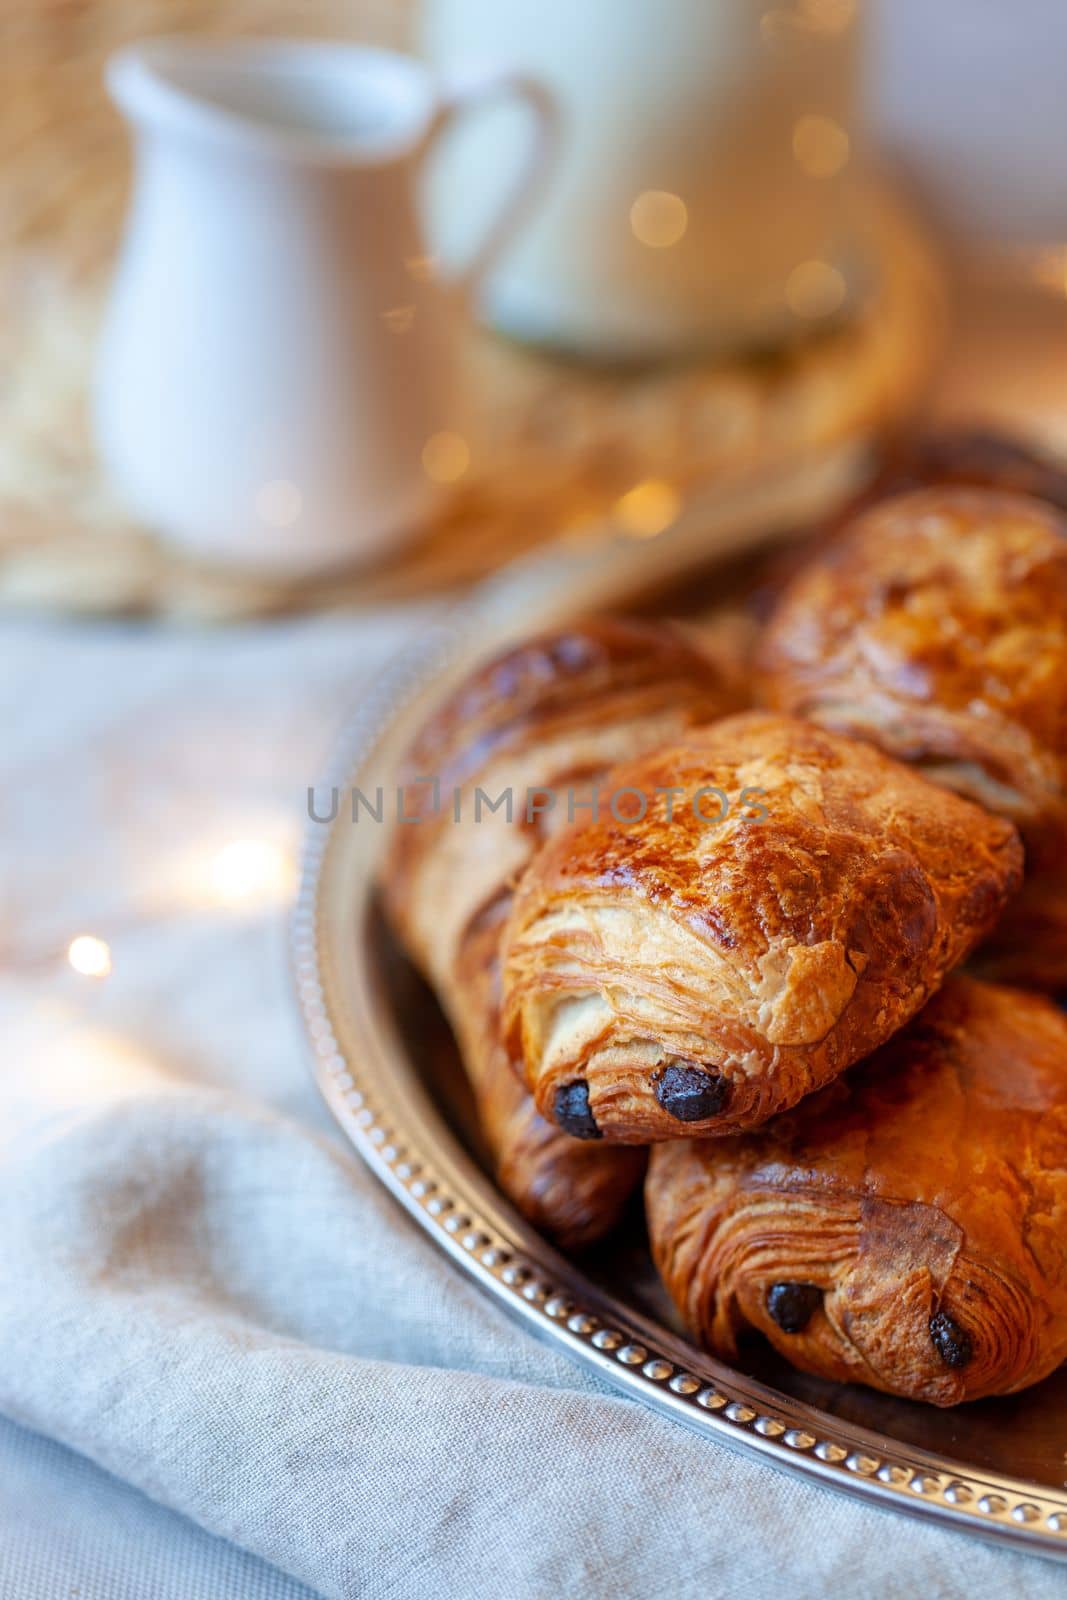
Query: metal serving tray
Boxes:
[{"xmin": 294, "ymin": 473, "xmax": 1067, "ymax": 1561}]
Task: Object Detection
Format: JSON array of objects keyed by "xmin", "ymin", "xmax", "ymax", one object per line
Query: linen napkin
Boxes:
[{"xmin": 1, "ymin": 612, "xmax": 1064, "ymax": 1600}]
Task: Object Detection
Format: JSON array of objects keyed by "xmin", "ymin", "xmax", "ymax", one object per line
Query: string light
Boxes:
[
  {"xmin": 792, "ymin": 114, "xmax": 850, "ymax": 178},
  {"xmin": 785, "ymin": 259, "xmax": 847, "ymax": 319},
  {"xmin": 45, "ymin": 839, "xmax": 294, "ymax": 979},
  {"xmin": 630, "ymin": 191, "xmax": 688, "ymax": 249},
  {"xmin": 68, "ymin": 935, "xmax": 112, "ymax": 979},
  {"xmin": 210, "ymin": 839, "xmax": 293, "ymax": 907},
  {"xmin": 615, "ymin": 479, "xmax": 681, "ymax": 538},
  {"xmin": 421, "ymin": 431, "xmax": 470, "ymax": 484}
]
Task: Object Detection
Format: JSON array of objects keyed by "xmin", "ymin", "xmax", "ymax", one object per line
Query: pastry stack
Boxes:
[{"xmin": 382, "ymin": 433, "xmax": 1067, "ymax": 1408}]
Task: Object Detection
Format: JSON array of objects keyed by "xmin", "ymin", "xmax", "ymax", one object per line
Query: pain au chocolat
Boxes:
[
  {"xmin": 501, "ymin": 713, "xmax": 1022, "ymax": 1144},
  {"xmin": 381, "ymin": 617, "xmax": 740, "ymax": 1249},
  {"xmin": 646, "ymin": 976, "xmax": 1067, "ymax": 1405},
  {"xmin": 758, "ymin": 485, "xmax": 1067, "ymax": 989}
]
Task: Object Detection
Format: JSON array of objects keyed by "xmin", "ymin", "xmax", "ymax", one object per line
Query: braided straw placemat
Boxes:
[{"xmin": 0, "ymin": 4, "xmax": 944, "ymax": 619}]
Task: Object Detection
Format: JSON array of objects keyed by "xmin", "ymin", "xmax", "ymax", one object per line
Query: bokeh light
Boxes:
[
  {"xmin": 615, "ymin": 479, "xmax": 681, "ymax": 537},
  {"xmin": 382, "ymin": 304, "xmax": 416, "ymax": 334},
  {"xmin": 421, "ymin": 431, "xmax": 470, "ymax": 484},
  {"xmin": 785, "ymin": 259, "xmax": 847, "ymax": 319},
  {"xmin": 68, "ymin": 935, "xmax": 112, "ymax": 979},
  {"xmin": 630, "ymin": 191, "xmax": 688, "ymax": 249},
  {"xmin": 405, "ymin": 255, "xmax": 438, "ymax": 282},
  {"xmin": 211, "ymin": 839, "xmax": 293, "ymax": 907},
  {"xmin": 798, "ymin": 0, "xmax": 855, "ymax": 33},
  {"xmin": 792, "ymin": 114, "xmax": 850, "ymax": 178}
]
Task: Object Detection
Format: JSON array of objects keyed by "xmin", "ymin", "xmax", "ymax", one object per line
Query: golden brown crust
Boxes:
[
  {"xmin": 380, "ymin": 618, "xmax": 740, "ymax": 1248},
  {"xmin": 646, "ymin": 976, "xmax": 1067, "ymax": 1405},
  {"xmin": 451, "ymin": 896, "xmax": 646, "ymax": 1252},
  {"xmin": 758, "ymin": 485, "xmax": 1067, "ymax": 986},
  {"xmin": 501, "ymin": 712, "xmax": 1023, "ymax": 1143},
  {"xmin": 385, "ymin": 618, "xmax": 743, "ymax": 985},
  {"xmin": 748, "ymin": 429, "xmax": 1067, "ymax": 621}
]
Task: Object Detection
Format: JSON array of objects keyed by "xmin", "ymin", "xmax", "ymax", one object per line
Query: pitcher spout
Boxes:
[{"xmin": 106, "ymin": 39, "xmax": 437, "ymax": 168}]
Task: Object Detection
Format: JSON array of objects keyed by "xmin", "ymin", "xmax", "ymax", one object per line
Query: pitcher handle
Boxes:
[{"xmin": 421, "ymin": 66, "xmax": 560, "ymax": 303}]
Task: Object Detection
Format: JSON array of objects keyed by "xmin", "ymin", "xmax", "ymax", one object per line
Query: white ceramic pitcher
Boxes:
[{"xmin": 94, "ymin": 40, "xmax": 555, "ymax": 574}]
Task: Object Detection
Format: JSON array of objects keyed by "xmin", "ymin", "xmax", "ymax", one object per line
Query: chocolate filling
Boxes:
[
  {"xmin": 653, "ymin": 1062, "xmax": 728, "ymax": 1122},
  {"xmin": 553, "ymin": 1080, "xmax": 601, "ymax": 1140},
  {"xmin": 929, "ymin": 1309, "xmax": 972, "ymax": 1369},
  {"xmin": 766, "ymin": 1281, "xmax": 822, "ymax": 1334}
]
